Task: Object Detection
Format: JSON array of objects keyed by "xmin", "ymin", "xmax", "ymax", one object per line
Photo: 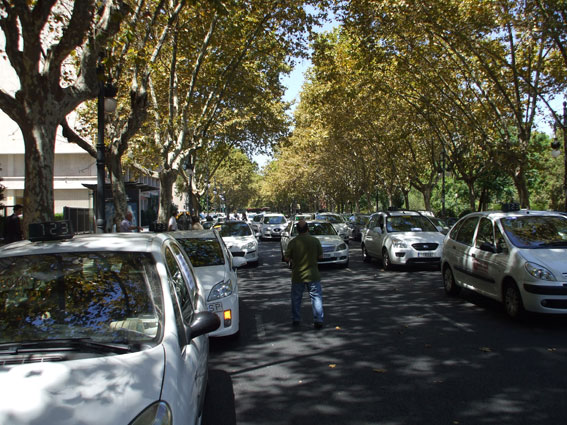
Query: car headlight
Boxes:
[
  {"xmin": 391, "ymin": 238, "xmax": 408, "ymax": 249},
  {"xmin": 130, "ymin": 401, "xmax": 172, "ymax": 425},
  {"xmin": 525, "ymin": 262, "xmax": 556, "ymax": 281},
  {"xmin": 336, "ymin": 243, "xmax": 347, "ymax": 251},
  {"xmin": 244, "ymin": 241, "xmax": 256, "ymax": 250},
  {"xmin": 208, "ymin": 279, "xmax": 234, "ymax": 301}
]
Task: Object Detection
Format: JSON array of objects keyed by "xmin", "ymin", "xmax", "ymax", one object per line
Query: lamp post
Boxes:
[
  {"xmin": 95, "ymin": 61, "xmax": 117, "ymax": 233},
  {"xmin": 551, "ymin": 101, "xmax": 567, "ymax": 211}
]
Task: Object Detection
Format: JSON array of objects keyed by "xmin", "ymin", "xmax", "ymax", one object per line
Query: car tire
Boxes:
[
  {"xmin": 503, "ymin": 282, "xmax": 524, "ymax": 319},
  {"xmin": 443, "ymin": 266, "xmax": 460, "ymax": 296},
  {"xmin": 362, "ymin": 245, "xmax": 371, "ymax": 263},
  {"xmin": 382, "ymin": 248, "xmax": 393, "ymax": 271},
  {"xmin": 281, "ymin": 249, "xmax": 286, "ymax": 262},
  {"xmin": 341, "ymin": 259, "xmax": 349, "ymax": 268}
]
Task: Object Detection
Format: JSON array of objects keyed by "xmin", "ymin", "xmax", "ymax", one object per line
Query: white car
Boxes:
[
  {"xmin": 442, "ymin": 207, "xmax": 567, "ymax": 318},
  {"xmin": 214, "ymin": 220, "xmax": 259, "ymax": 265},
  {"xmin": 315, "ymin": 212, "xmax": 351, "ymax": 242},
  {"xmin": 0, "ymin": 226, "xmax": 219, "ymax": 425},
  {"xmin": 259, "ymin": 213, "xmax": 288, "ymax": 240},
  {"xmin": 362, "ymin": 210, "xmax": 445, "ymax": 270},
  {"xmin": 173, "ymin": 229, "xmax": 246, "ymax": 337},
  {"xmin": 280, "ymin": 220, "xmax": 349, "ymax": 268}
]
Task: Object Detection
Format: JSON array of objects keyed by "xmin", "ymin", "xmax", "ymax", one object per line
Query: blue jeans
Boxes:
[{"xmin": 291, "ymin": 281, "xmax": 324, "ymax": 323}]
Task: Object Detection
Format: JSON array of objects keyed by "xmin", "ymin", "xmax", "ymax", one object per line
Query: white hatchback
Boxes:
[
  {"xmin": 214, "ymin": 220, "xmax": 259, "ymax": 265},
  {"xmin": 173, "ymin": 230, "xmax": 246, "ymax": 337},
  {"xmin": 442, "ymin": 208, "xmax": 567, "ymax": 318},
  {"xmin": 259, "ymin": 213, "xmax": 288, "ymax": 240},
  {"xmin": 0, "ymin": 229, "xmax": 219, "ymax": 425}
]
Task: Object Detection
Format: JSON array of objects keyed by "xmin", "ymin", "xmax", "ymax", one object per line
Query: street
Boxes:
[{"xmin": 204, "ymin": 240, "xmax": 567, "ymax": 425}]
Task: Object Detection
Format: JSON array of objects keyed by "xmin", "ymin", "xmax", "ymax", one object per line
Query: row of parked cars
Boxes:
[
  {"xmin": 263, "ymin": 207, "xmax": 567, "ymax": 321},
  {"xmin": 0, "ymin": 219, "xmax": 258, "ymax": 424}
]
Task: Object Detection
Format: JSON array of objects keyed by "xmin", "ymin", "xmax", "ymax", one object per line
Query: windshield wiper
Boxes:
[
  {"xmin": 0, "ymin": 338, "xmax": 133, "ymax": 355},
  {"xmin": 538, "ymin": 241, "xmax": 567, "ymax": 248}
]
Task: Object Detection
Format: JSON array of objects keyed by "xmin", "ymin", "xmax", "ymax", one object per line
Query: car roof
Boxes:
[
  {"xmin": 171, "ymin": 229, "xmax": 218, "ymax": 240},
  {"xmin": 460, "ymin": 209, "xmax": 566, "ymax": 220},
  {"xmin": 0, "ymin": 232, "xmax": 170, "ymax": 257}
]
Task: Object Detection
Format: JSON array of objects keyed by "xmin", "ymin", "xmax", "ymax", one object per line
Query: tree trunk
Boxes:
[
  {"xmin": 512, "ymin": 167, "xmax": 531, "ymax": 209},
  {"xmin": 21, "ymin": 120, "xmax": 59, "ymax": 235},
  {"xmin": 158, "ymin": 169, "xmax": 178, "ymax": 223},
  {"xmin": 107, "ymin": 149, "xmax": 129, "ymax": 230}
]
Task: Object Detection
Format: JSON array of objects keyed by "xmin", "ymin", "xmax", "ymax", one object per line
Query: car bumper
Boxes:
[
  {"xmin": 318, "ymin": 250, "xmax": 349, "ymax": 265},
  {"xmin": 390, "ymin": 248, "xmax": 442, "ymax": 265},
  {"xmin": 521, "ymin": 282, "xmax": 567, "ymax": 314},
  {"xmin": 262, "ymin": 232, "xmax": 282, "ymax": 239},
  {"xmin": 207, "ymin": 294, "xmax": 239, "ymax": 336},
  {"xmin": 230, "ymin": 248, "xmax": 258, "ymax": 263}
]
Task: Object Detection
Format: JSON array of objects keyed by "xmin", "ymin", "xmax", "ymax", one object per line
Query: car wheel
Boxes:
[
  {"xmin": 281, "ymin": 249, "xmax": 286, "ymax": 262},
  {"xmin": 382, "ymin": 248, "xmax": 392, "ymax": 271},
  {"xmin": 341, "ymin": 258, "xmax": 349, "ymax": 268},
  {"xmin": 504, "ymin": 282, "xmax": 524, "ymax": 319},
  {"xmin": 362, "ymin": 245, "xmax": 371, "ymax": 263},
  {"xmin": 443, "ymin": 266, "xmax": 460, "ymax": 296}
]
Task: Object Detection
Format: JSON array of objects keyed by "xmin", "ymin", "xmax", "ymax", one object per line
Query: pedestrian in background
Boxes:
[
  {"xmin": 4, "ymin": 204, "xmax": 23, "ymax": 243},
  {"xmin": 284, "ymin": 219, "xmax": 324, "ymax": 329},
  {"xmin": 168, "ymin": 206, "xmax": 178, "ymax": 231},
  {"xmin": 119, "ymin": 211, "xmax": 142, "ymax": 232},
  {"xmin": 191, "ymin": 216, "xmax": 204, "ymax": 230}
]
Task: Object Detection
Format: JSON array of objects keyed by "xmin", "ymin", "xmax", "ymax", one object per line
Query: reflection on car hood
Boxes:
[
  {"xmin": 193, "ymin": 265, "xmax": 228, "ymax": 291},
  {"xmin": 223, "ymin": 236, "xmax": 256, "ymax": 249},
  {"xmin": 313, "ymin": 235, "xmax": 345, "ymax": 246},
  {"xmin": 389, "ymin": 232, "xmax": 445, "ymax": 244},
  {"xmin": 520, "ymin": 248, "xmax": 567, "ymax": 274},
  {"xmin": 0, "ymin": 346, "xmax": 164, "ymax": 425}
]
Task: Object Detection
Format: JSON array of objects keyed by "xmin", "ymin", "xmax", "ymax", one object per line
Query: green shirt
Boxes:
[{"xmin": 285, "ymin": 233, "xmax": 323, "ymax": 283}]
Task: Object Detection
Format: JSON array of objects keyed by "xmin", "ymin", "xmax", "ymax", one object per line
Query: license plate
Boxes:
[
  {"xmin": 208, "ymin": 303, "xmax": 223, "ymax": 312},
  {"xmin": 418, "ymin": 252, "xmax": 434, "ymax": 257},
  {"xmin": 323, "ymin": 253, "xmax": 332, "ymax": 258}
]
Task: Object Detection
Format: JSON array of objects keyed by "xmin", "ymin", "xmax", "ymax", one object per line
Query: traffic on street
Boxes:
[{"xmin": 204, "ymin": 239, "xmax": 567, "ymax": 425}]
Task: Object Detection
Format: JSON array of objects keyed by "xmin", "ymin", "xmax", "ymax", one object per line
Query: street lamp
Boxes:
[
  {"xmin": 96, "ymin": 61, "xmax": 117, "ymax": 233},
  {"xmin": 551, "ymin": 101, "xmax": 567, "ymax": 211}
]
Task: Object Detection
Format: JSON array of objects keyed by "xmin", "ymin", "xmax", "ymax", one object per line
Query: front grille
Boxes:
[
  {"xmin": 232, "ymin": 252, "xmax": 245, "ymax": 257},
  {"xmin": 322, "ymin": 246, "xmax": 335, "ymax": 253},
  {"xmin": 412, "ymin": 243, "xmax": 438, "ymax": 251}
]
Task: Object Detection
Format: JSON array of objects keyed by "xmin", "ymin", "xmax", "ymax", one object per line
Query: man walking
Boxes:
[
  {"xmin": 284, "ymin": 219, "xmax": 324, "ymax": 329},
  {"xmin": 4, "ymin": 204, "xmax": 23, "ymax": 243}
]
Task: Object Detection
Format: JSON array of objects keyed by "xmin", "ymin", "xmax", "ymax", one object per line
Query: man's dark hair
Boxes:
[{"xmin": 297, "ymin": 220, "xmax": 309, "ymax": 233}]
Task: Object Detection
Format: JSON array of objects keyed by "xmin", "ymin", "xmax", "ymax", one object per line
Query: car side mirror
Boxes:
[
  {"xmin": 188, "ymin": 311, "xmax": 220, "ymax": 340},
  {"xmin": 232, "ymin": 256, "xmax": 247, "ymax": 268},
  {"xmin": 479, "ymin": 241, "xmax": 497, "ymax": 253}
]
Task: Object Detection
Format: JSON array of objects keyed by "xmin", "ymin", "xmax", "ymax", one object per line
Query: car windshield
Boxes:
[
  {"xmin": 264, "ymin": 216, "xmax": 285, "ymax": 224},
  {"xmin": 291, "ymin": 222, "xmax": 336, "ymax": 236},
  {"xmin": 0, "ymin": 252, "xmax": 163, "ymax": 346},
  {"xmin": 351, "ymin": 215, "xmax": 369, "ymax": 225},
  {"xmin": 316, "ymin": 214, "xmax": 344, "ymax": 223},
  {"xmin": 386, "ymin": 215, "xmax": 438, "ymax": 232},
  {"xmin": 218, "ymin": 222, "xmax": 252, "ymax": 237},
  {"xmin": 177, "ymin": 237, "xmax": 225, "ymax": 267},
  {"xmin": 500, "ymin": 215, "xmax": 567, "ymax": 248}
]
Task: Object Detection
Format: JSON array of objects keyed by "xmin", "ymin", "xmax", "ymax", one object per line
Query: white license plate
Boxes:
[
  {"xmin": 418, "ymin": 252, "xmax": 434, "ymax": 257},
  {"xmin": 323, "ymin": 253, "xmax": 332, "ymax": 258},
  {"xmin": 208, "ymin": 303, "xmax": 223, "ymax": 312}
]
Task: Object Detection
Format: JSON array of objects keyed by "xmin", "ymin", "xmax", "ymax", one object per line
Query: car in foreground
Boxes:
[
  {"xmin": 361, "ymin": 210, "xmax": 444, "ymax": 270},
  {"xmin": 441, "ymin": 207, "xmax": 567, "ymax": 318},
  {"xmin": 315, "ymin": 212, "xmax": 351, "ymax": 242},
  {"xmin": 173, "ymin": 229, "xmax": 246, "ymax": 337},
  {"xmin": 259, "ymin": 213, "xmax": 288, "ymax": 240},
  {"xmin": 280, "ymin": 220, "xmax": 349, "ymax": 268},
  {"xmin": 214, "ymin": 220, "xmax": 259, "ymax": 265},
  {"xmin": 0, "ymin": 226, "xmax": 219, "ymax": 425}
]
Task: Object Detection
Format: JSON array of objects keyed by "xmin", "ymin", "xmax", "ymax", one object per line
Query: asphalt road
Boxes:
[{"xmin": 203, "ymin": 239, "xmax": 567, "ymax": 425}]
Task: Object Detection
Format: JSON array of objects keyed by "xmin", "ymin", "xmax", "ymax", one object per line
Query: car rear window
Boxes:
[
  {"xmin": 177, "ymin": 237, "xmax": 225, "ymax": 267},
  {"xmin": 0, "ymin": 252, "xmax": 163, "ymax": 346}
]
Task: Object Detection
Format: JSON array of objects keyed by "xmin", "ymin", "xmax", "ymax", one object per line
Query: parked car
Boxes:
[
  {"xmin": 259, "ymin": 213, "xmax": 288, "ymax": 240},
  {"xmin": 214, "ymin": 220, "xmax": 259, "ymax": 265},
  {"xmin": 361, "ymin": 210, "xmax": 444, "ymax": 270},
  {"xmin": 428, "ymin": 216, "xmax": 451, "ymax": 234},
  {"xmin": 441, "ymin": 207, "xmax": 567, "ymax": 319},
  {"xmin": 314, "ymin": 212, "xmax": 351, "ymax": 242},
  {"xmin": 347, "ymin": 213, "xmax": 370, "ymax": 241},
  {"xmin": 0, "ymin": 226, "xmax": 219, "ymax": 425},
  {"xmin": 173, "ymin": 229, "xmax": 246, "ymax": 337},
  {"xmin": 280, "ymin": 220, "xmax": 349, "ymax": 268}
]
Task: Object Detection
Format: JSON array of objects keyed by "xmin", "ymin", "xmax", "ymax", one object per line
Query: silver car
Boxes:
[
  {"xmin": 259, "ymin": 213, "xmax": 288, "ymax": 240},
  {"xmin": 315, "ymin": 212, "xmax": 351, "ymax": 242},
  {"xmin": 280, "ymin": 220, "xmax": 349, "ymax": 268},
  {"xmin": 361, "ymin": 210, "xmax": 444, "ymax": 270}
]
